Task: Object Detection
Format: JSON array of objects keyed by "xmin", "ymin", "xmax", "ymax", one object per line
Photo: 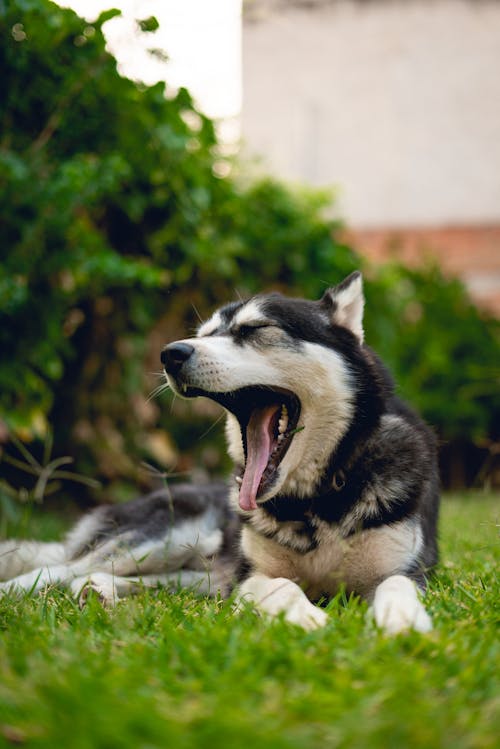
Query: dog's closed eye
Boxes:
[{"xmin": 234, "ymin": 323, "xmax": 272, "ymax": 340}]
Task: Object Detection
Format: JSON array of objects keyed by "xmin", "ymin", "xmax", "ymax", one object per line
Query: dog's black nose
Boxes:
[{"xmin": 161, "ymin": 342, "xmax": 195, "ymax": 374}]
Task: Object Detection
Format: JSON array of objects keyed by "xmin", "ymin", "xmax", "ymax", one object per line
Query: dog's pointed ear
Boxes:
[{"xmin": 321, "ymin": 271, "xmax": 365, "ymax": 343}]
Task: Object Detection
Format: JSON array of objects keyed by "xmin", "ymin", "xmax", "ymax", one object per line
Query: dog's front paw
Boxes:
[
  {"xmin": 284, "ymin": 599, "xmax": 328, "ymax": 631},
  {"xmin": 236, "ymin": 574, "xmax": 328, "ymax": 631},
  {"xmin": 372, "ymin": 575, "xmax": 432, "ymax": 635}
]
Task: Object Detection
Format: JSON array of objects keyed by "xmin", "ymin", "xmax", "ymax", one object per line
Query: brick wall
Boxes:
[{"xmin": 344, "ymin": 224, "xmax": 500, "ymax": 317}]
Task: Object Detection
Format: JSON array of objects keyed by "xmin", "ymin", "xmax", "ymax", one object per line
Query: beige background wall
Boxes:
[{"xmin": 242, "ymin": 0, "xmax": 500, "ymax": 229}]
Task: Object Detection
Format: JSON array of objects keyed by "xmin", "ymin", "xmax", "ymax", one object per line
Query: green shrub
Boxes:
[
  {"xmin": 363, "ymin": 264, "xmax": 499, "ymax": 444},
  {"xmin": 0, "ymin": 0, "xmax": 498, "ymax": 499}
]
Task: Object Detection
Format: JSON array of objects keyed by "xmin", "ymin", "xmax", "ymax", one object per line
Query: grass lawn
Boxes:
[{"xmin": 0, "ymin": 492, "xmax": 498, "ymax": 748}]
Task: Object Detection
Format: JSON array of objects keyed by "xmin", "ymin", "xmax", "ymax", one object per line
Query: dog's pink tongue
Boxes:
[{"xmin": 239, "ymin": 405, "xmax": 279, "ymax": 512}]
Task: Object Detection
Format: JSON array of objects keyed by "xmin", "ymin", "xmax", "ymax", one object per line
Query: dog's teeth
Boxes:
[
  {"xmin": 278, "ymin": 406, "xmax": 289, "ymax": 434},
  {"xmin": 182, "ymin": 383, "xmax": 188, "ymax": 394},
  {"xmin": 235, "ymin": 476, "xmax": 242, "ymax": 485},
  {"xmin": 277, "ymin": 434, "xmax": 285, "ymax": 443}
]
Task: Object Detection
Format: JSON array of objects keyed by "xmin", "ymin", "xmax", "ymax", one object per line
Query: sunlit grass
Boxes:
[{"xmin": 0, "ymin": 492, "xmax": 498, "ymax": 748}]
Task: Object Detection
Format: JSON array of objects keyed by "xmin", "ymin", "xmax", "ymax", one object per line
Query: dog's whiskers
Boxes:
[
  {"xmin": 198, "ymin": 412, "xmax": 225, "ymax": 442},
  {"xmin": 191, "ymin": 302, "xmax": 203, "ymax": 324},
  {"xmin": 147, "ymin": 381, "xmax": 171, "ymax": 402}
]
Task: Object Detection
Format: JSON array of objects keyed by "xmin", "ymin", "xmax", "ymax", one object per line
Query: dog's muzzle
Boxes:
[{"xmin": 161, "ymin": 342, "xmax": 194, "ymax": 377}]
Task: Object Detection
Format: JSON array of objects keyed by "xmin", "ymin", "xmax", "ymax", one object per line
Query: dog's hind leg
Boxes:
[
  {"xmin": 371, "ymin": 575, "xmax": 432, "ymax": 634},
  {"xmin": 0, "ymin": 562, "xmax": 78, "ymax": 596},
  {"xmin": 0, "ymin": 549, "xmax": 105, "ymax": 597},
  {"xmin": 71, "ymin": 569, "xmax": 226, "ymax": 607},
  {"xmin": 70, "ymin": 572, "xmax": 120, "ymax": 607},
  {"xmin": 0, "ymin": 540, "xmax": 66, "ymax": 581}
]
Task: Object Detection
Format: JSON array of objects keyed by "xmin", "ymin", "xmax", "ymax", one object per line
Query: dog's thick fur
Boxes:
[{"xmin": 0, "ymin": 273, "xmax": 439, "ymax": 633}]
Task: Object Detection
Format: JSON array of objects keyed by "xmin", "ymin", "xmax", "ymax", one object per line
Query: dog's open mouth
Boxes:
[{"xmin": 179, "ymin": 385, "xmax": 301, "ymax": 511}]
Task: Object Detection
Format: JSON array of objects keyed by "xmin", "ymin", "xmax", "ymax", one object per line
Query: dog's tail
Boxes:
[{"xmin": 0, "ymin": 540, "xmax": 66, "ymax": 581}]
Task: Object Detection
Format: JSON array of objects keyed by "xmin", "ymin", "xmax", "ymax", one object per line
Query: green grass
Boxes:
[{"xmin": 0, "ymin": 493, "xmax": 498, "ymax": 749}]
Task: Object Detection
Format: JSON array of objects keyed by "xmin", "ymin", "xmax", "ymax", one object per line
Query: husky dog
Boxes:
[{"xmin": 0, "ymin": 273, "xmax": 439, "ymax": 634}]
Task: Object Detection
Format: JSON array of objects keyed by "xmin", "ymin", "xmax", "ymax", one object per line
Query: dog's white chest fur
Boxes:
[{"xmin": 241, "ymin": 517, "xmax": 423, "ymax": 600}]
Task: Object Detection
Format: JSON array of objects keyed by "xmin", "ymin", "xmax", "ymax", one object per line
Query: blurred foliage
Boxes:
[
  {"xmin": 0, "ymin": 0, "xmax": 498, "ymax": 502},
  {"xmin": 363, "ymin": 264, "xmax": 499, "ymax": 444}
]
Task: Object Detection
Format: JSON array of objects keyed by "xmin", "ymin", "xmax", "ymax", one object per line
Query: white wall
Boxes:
[{"xmin": 242, "ymin": 0, "xmax": 500, "ymax": 227}]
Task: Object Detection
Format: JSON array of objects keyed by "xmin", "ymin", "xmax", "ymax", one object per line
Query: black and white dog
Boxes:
[{"xmin": 0, "ymin": 273, "xmax": 439, "ymax": 634}]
